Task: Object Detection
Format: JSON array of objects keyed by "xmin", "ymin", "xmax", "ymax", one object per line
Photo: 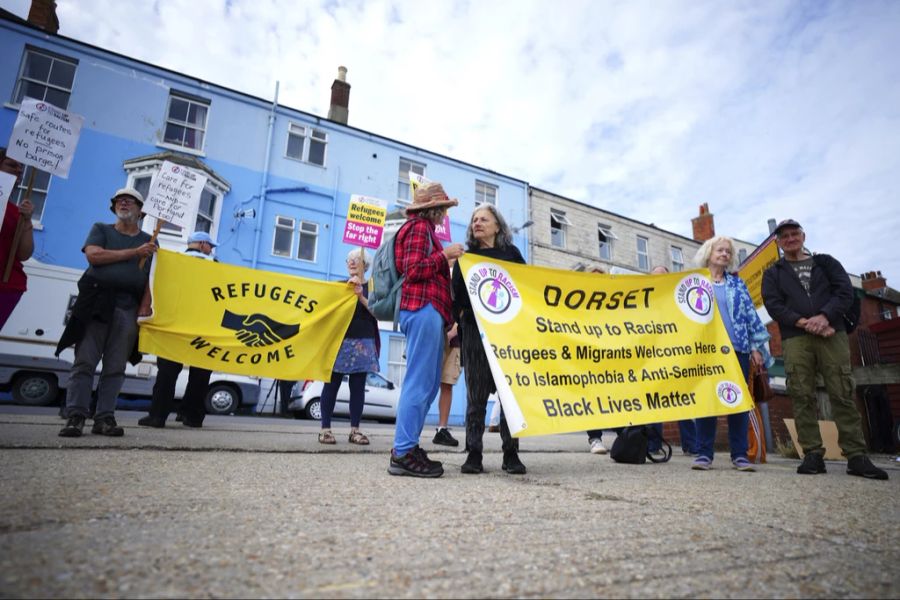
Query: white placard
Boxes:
[
  {"xmin": 7, "ymin": 97, "xmax": 84, "ymax": 178},
  {"xmin": 0, "ymin": 172, "xmax": 16, "ymax": 205},
  {"xmin": 143, "ymin": 161, "xmax": 207, "ymax": 229}
]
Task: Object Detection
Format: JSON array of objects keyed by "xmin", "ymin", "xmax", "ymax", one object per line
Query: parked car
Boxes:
[{"xmin": 288, "ymin": 372, "xmax": 399, "ymax": 423}]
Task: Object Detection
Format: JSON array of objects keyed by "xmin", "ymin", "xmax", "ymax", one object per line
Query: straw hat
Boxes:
[{"xmin": 405, "ymin": 182, "xmax": 459, "ymax": 213}]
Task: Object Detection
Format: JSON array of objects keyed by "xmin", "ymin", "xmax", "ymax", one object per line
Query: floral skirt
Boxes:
[{"xmin": 333, "ymin": 337, "xmax": 379, "ymax": 374}]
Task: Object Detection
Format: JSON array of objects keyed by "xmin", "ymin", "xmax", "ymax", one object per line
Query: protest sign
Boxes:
[
  {"xmin": 343, "ymin": 195, "xmax": 387, "ymax": 249},
  {"xmin": 7, "ymin": 97, "xmax": 83, "ymax": 178},
  {"xmin": 140, "ymin": 250, "xmax": 357, "ymax": 380},
  {"xmin": 737, "ymin": 235, "xmax": 779, "ymax": 309},
  {"xmin": 143, "ymin": 161, "xmax": 207, "ymax": 230},
  {"xmin": 409, "ymin": 172, "xmax": 452, "ymax": 241},
  {"xmin": 457, "ymin": 256, "xmax": 754, "ymax": 438},
  {"xmin": 0, "ymin": 172, "xmax": 16, "ymax": 205}
]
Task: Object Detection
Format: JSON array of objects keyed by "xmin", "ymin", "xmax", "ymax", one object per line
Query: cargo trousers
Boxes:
[{"xmin": 783, "ymin": 331, "xmax": 867, "ymax": 458}]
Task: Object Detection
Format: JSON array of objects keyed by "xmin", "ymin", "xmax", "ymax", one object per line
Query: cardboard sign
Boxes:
[
  {"xmin": 143, "ymin": 161, "xmax": 207, "ymax": 229},
  {"xmin": 0, "ymin": 172, "xmax": 16, "ymax": 205},
  {"xmin": 343, "ymin": 195, "xmax": 387, "ymax": 249},
  {"xmin": 7, "ymin": 97, "xmax": 84, "ymax": 178}
]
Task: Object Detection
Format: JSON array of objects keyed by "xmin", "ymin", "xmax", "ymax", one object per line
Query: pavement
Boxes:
[{"xmin": 0, "ymin": 405, "xmax": 898, "ymax": 599}]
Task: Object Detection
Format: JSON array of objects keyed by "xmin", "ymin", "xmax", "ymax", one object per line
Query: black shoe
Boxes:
[
  {"xmin": 797, "ymin": 451, "xmax": 826, "ymax": 474},
  {"xmin": 461, "ymin": 451, "xmax": 483, "ymax": 474},
  {"xmin": 846, "ymin": 455, "xmax": 888, "ymax": 480},
  {"xmin": 91, "ymin": 416, "xmax": 124, "ymax": 437},
  {"xmin": 182, "ymin": 418, "xmax": 203, "ymax": 429},
  {"xmin": 138, "ymin": 415, "xmax": 165, "ymax": 428},
  {"xmin": 387, "ymin": 446, "xmax": 443, "ymax": 478},
  {"xmin": 58, "ymin": 414, "xmax": 85, "ymax": 437},
  {"xmin": 433, "ymin": 427, "xmax": 459, "ymax": 447},
  {"xmin": 502, "ymin": 450, "xmax": 526, "ymax": 475}
]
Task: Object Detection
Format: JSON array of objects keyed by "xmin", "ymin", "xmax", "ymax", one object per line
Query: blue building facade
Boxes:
[{"xmin": 0, "ymin": 15, "xmax": 529, "ymax": 425}]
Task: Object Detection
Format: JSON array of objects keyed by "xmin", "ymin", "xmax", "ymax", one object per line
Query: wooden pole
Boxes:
[
  {"xmin": 139, "ymin": 219, "xmax": 164, "ymax": 270},
  {"xmin": 2, "ymin": 169, "xmax": 35, "ymax": 283}
]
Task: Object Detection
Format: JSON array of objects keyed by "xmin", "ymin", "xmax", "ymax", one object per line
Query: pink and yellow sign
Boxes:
[{"xmin": 343, "ymin": 195, "xmax": 387, "ymax": 249}]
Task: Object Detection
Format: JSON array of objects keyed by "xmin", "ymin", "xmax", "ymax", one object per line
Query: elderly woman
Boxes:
[
  {"xmin": 388, "ymin": 183, "xmax": 465, "ymax": 478},
  {"xmin": 452, "ymin": 204, "xmax": 527, "ymax": 475},
  {"xmin": 318, "ymin": 249, "xmax": 380, "ymax": 446},
  {"xmin": 692, "ymin": 236, "xmax": 772, "ymax": 471}
]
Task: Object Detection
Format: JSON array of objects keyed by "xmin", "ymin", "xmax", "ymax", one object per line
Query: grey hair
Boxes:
[
  {"xmin": 694, "ymin": 236, "xmax": 737, "ymax": 271},
  {"xmin": 465, "ymin": 204, "xmax": 513, "ymax": 250},
  {"xmin": 346, "ymin": 248, "xmax": 371, "ymax": 270}
]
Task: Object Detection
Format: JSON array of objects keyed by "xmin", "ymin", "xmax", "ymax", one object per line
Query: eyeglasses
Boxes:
[{"xmin": 114, "ymin": 197, "xmax": 137, "ymax": 205}]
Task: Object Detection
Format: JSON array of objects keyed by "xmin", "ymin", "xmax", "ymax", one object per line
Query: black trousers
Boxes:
[{"xmin": 149, "ymin": 356, "xmax": 212, "ymax": 423}]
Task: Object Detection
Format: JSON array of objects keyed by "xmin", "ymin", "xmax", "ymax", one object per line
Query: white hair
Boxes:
[
  {"xmin": 346, "ymin": 248, "xmax": 370, "ymax": 270},
  {"xmin": 693, "ymin": 236, "xmax": 737, "ymax": 271}
]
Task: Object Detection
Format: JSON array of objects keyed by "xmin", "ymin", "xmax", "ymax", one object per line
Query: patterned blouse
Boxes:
[{"xmin": 719, "ymin": 272, "xmax": 774, "ymax": 367}]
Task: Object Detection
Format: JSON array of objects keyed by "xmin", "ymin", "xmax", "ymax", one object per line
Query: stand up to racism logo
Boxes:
[{"xmin": 466, "ymin": 262, "xmax": 522, "ymax": 324}]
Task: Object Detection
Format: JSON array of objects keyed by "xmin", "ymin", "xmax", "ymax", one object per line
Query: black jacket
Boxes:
[{"xmin": 761, "ymin": 253, "xmax": 853, "ymax": 340}]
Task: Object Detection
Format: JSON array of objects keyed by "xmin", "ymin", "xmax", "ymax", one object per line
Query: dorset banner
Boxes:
[
  {"xmin": 139, "ymin": 250, "xmax": 358, "ymax": 380},
  {"xmin": 457, "ymin": 256, "xmax": 754, "ymax": 438}
]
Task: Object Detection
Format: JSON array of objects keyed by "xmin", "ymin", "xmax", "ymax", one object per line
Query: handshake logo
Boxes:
[{"xmin": 221, "ymin": 310, "xmax": 300, "ymax": 348}]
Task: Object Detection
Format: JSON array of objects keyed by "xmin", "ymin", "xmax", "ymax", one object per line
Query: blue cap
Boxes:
[{"xmin": 188, "ymin": 231, "xmax": 217, "ymax": 246}]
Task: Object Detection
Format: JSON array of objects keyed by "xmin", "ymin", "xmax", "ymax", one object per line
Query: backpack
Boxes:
[
  {"xmin": 369, "ymin": 221, "xmax": 432, "ymax": 326},
  {"xmin": 610, "ymin": 426, "xmax": 672, "ymax": 464}
]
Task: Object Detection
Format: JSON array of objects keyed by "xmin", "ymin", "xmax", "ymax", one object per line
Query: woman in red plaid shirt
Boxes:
[{"xmin": 388, "ymin": 182, "xmax": 465, "ymax": 478}]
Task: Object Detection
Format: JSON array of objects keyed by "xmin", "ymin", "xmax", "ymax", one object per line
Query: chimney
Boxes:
[
  {"xmin": 327, "ymin": 66, "xmax": 350, "ymax": 125},
  {"xmin": 27, "ymin": 0, "xmax": 59, "ymax": 34},
  {"xmin": 691, "ymin": 203, "xmax": 715, "ymax": 242},
  {"xmin": 861, "ymin": 271, "xmax": 887, "ymax": 291}
]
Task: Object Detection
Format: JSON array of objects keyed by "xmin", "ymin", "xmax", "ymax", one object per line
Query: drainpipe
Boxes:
[{"xmin": 252, "ymin": 80, "xmax": 279, "ymax": 269}]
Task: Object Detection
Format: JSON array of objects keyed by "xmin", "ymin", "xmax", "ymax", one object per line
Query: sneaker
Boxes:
[
  {"xmin": 732, "ymin": 457, "xmax": 756, "ymax": 472},
  {"xmin": 387, "ymin": 446, "xmax": 443, "ymax": 478},
  {"xmin": 181, "ymin": 418, "xmax": 203, "ymax": 429},
  {"xmin": 691, "ymin": 456, "xmax": 712, "ymax": 471},
  {"xmin": 487, "ymin": 425, "xmax": 500, "ymax": 433},
  {"xmin": 412, "ymin": 446, "xmax": 442, "ymax": 469},
  {"xmin": 58, "ymin": 414, "xmax": 85, "ymax": 438},
  {"xmin": 502, "ymin": 450, "xmax": 526, "ymax": 475},
  {"xmin": 138, "ymin": 415, "xmax": 166, "ymax": 428},
  {"xmin": 433, "ymin": 427, "xmax": 459, "ymax": 447},
  {"xmin": 461, "ymin": 451, "xmax": 483, "ymax": 474},
  {"xmin": 797, "ymin": 451, "xmax": 826, "ymax": 475},
  {"xmin": 91, "ymin": 416, "xmax": 124, "ymax": 437},
  {"xmin": 589, "ymin": 438, "xmax": 608, "ymax": 455},
  {"xmin": 846, "ymin": 455, "xmax": 888, "ymax": 480}
]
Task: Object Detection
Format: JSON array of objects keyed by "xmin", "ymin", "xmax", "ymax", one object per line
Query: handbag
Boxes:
[
  {"xmin": 610, "ymin": 426, "xmax": 672, "ymax": 464},
  {"xmin": 749, "ymin": 363, "xmax": 774, "ymax": 404}
]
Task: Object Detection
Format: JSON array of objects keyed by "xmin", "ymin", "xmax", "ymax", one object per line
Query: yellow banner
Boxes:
[
  {"xmin": 737, "ymin": 236, "xmax": 779, "ymax": 309},
  {"xmin": 139, "ymin": 250, "xmax": 358, "ymax": 380},
  {"xmin": 458, "ymin": 256, "xmax": 753, "ymax": 438}
]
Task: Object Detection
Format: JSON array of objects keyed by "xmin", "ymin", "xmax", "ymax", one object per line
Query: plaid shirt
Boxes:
[{"xmin": 395, "ymin": 216, "xmax": 452, "ymax": 325}]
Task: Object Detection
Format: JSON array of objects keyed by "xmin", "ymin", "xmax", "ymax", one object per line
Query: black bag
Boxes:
[{"xmin": 610, "ymin": 426, "xmax": 672, "ymax": 464}]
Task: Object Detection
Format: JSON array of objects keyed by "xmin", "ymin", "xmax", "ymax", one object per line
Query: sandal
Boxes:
[
  {"xmin": 318, "ymin": 430, "xmax": 336, "ymax": 445},
  {"xmin": 348, "ymin": 431, "xmax": 369, "ymax": 445}
]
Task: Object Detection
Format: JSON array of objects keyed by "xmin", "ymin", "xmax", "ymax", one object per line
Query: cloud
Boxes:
[{"xmin": 19, "ymin": 0, "xmax": 899, "ymax": 281}]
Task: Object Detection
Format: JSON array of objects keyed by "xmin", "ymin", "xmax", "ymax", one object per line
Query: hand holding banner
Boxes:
[{"xmin": 458, "ymin": 256, "xmax": 753, "ymax": 438}]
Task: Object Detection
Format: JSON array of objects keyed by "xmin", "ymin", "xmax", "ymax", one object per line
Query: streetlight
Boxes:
[{"xmin": 512, "ymin": 220, "xmax": 534, "ymax": 234}]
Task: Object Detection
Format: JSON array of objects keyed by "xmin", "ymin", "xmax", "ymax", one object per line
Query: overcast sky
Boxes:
[{"xmin": 5, "ymin": 0, "xmax": 899, "ymax": 281}]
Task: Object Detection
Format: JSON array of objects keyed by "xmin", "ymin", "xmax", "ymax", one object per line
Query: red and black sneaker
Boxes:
[{"xmin": 388, "ymin": 445, "xmax": 444, "ymax": 478}]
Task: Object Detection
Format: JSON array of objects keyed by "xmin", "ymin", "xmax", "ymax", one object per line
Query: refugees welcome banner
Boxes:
[
  {"xmin": 458, "ymin": 256, "xmax": 753, "ymax": 438},
  {"xmin": 140, "ymin": 250, "xmax": 358, "ymax": 380}
]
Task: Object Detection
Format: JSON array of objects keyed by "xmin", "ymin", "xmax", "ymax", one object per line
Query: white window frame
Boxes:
[
  {"xmin": 397, "ymin": 158, "xmax": 426, "ymax": 205},
  {"xmin": 475, "ymin": 180, "xmax": 498, "ymax": 206},
  {"xmin": 636, "ymin": 236, "xmax": 650, "ymax": 271},
  {"xmin": 126, "ymin": 158, "xmax": 228, "ymax": 248},
  {"xmin": 159, "ymin": 91, "xmax": 210, "ymax": 154},
  {"xmin": 11, "ymin": 45, "xmax": 78, "ymax": 109},
  {"xmin": 550, "ymin": 209, "xmax": 571, "ymax": 249},
  {"xmin": 388, "ymin": 336, "xmax": 408, "ymax": 386},
  {"xmin": 272, "ymin": 216, "xmax": 295, "ymax": 257},
  {"xmin": 285, "ymin": 123, "xmax": 328, "ymax": 166},
  {"xmin": 670, "ymin": 246, "xmax": 684, "ymax": 272},
  {"xmin": 598, "ymin": 224, "xmax": 617, "ymax": 260},
  {"xmin": 297, "ymin": 220, "xmax": 319, "ymax": 262},
  {"xmin": 10, "ymin": 166, "xmax": 52, "ymax": 226}
]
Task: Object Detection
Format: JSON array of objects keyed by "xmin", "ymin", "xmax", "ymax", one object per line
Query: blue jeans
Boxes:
[
  {"xmin": 678, "ymin": 419, "xmax": 697, "ymax": 453},
  {"xmin": 695, "ymin": 352, "xmax": 750, "ymax": 462},
  {"xmin": 393, "ymin": 304, "xmax": 444, "ymax": 456}
]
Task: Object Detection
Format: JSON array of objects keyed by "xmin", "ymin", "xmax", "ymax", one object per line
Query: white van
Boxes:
[{"xmin": 0, "ymin": 259, "xmax": 260, "ymax": 414}]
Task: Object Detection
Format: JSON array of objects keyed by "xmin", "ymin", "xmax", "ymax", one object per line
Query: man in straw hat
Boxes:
[
  {"xmin": 388, "ymin": 182, "xmax": 465, "ymax": 477},
  {"xmin": 57, "ymin": 187, "xmax": 157, "ymax": 438}
]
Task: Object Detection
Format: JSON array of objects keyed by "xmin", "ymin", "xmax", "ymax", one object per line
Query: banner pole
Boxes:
[
  {"xmin": 139, "ymin": 219, "xmax": 164, "ymax": 270},
  {"xmin": 2, "ymin": 168, "xmax": 36, "ymax": 283}
]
